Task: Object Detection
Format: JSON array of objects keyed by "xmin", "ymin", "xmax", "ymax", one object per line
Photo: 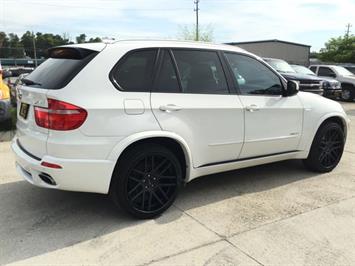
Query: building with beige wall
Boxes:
[{"xmin": 226, "ymin": 39, "xmax": 311, "ymax": 66}]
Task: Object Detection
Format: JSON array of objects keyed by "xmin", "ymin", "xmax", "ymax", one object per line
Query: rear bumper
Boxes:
[
  {"xmin": 11, "ymin": 137, "xmax": 116, "ymax": 194},
  {"xmin": 0, "ymin": 99, "xmax": 11, "ymax": 122}
]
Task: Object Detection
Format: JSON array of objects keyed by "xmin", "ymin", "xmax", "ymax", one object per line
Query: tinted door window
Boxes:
[
  {"xmin": 172, "ymin": 50, "xmax": 229, "ymax": 94},
  {"xmin": 154, "ymin": 51, "xmax": 180, "ymax": 93},
  {"xmin": 318, "ymin": 67, "xmax": 336, "ymax": 77},
  {"xmin": 225, "ymin": 53, "xmax": 282, "ymax": 95},
  {"xmin": 112, "ymin": 49, "xmax": 157, "ymax": 92},
  {"xmin": 310, "ymin": 66, "xmax": 317, "ymax": 73}
]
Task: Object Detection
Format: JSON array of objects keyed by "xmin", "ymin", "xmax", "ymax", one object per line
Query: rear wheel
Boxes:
[
  {"xmin": 110, "ymin": 143, "xmax": 182, "ymax": 219},
  {"xmin": 341, "ymin": 85, "xmax": 354, "ymax": 102},
  {"xmin": 303, "ymin": 122, "xmax": 345, "ymax": 172}
]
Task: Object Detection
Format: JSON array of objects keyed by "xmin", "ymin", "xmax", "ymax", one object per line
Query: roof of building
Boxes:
[{"xmin": 225, "ymin": 39, "xmax": 311, "ymax": 48}]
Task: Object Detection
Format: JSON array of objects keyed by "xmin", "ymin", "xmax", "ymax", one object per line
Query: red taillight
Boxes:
[
  {"xmin": 41, "ymin": 161, "xmax": 62, "ymax": 169},
  {"xmin": 34, "ymin": 99, "xmax": 87, "ymax": 130}
]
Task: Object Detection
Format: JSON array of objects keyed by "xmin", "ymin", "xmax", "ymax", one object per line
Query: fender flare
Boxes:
[
  {"xmin": 107, "ymin": 131, "xmax": 193, "ymax": 180},
  {"xmin": 302, "ymin": 111, "xmax": 349, "ymax": 156}
]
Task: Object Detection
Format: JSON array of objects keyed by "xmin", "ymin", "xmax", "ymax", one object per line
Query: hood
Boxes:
[
  {"xmin": 281, "ymin": 72, "xmax": 324, "ymax": 82},
  {"xmin": 341, "ymin": 75, "xmax": 355, "ymax": 84}
]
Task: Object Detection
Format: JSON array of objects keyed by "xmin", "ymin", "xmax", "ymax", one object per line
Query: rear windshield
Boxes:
[{"xmin": 23, "ymin": 48, "xmax": 98, "ymax": 90}]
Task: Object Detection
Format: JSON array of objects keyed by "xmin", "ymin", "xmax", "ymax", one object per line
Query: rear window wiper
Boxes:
[{"xmin": 22, "ymin": 78, "xmax": 42, "ymax": 86}]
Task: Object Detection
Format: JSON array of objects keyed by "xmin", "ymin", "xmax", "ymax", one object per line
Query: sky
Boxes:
[{"xmin": 0, "ymin": 0, "xmax": 354, "ymax": 51}]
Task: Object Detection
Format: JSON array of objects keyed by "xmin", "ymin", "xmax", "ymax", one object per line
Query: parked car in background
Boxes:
[
  {"xmin": 9, "ymin": 67, "xmax": 34, "ymax": 77},
  {"xmin": 263, "ymin": 58, "xmax": 324, "ymax": 95},
  {"xmin": 339, "ymin": 64, "xmax": 355, "ymax": 75},
  {"xmin": 291, "ymin": 64, "xmax": 341, "ymax": 99},
  {"xmin": 310, "ymin": 65, "xmax": 355, "ymax": 101},
  {"xmin": 0, "ymin": 66, "xmax": 12, "ymax": 126},
  {"xmin": 10, "ymin": 73, "xmax": 28, "ymax": 107},
  {"xmin": 12, "ymin": 41, "xmax": 349, "ymax": 219}
]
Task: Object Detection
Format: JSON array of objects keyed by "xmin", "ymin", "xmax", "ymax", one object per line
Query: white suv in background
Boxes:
[
  {"xmin": 310, "ymin": 65, "xmax": 355, "ymax": 101},
  {"xmin": 12, "ymin": 41, "xmax": 349, "ymax": 219}
]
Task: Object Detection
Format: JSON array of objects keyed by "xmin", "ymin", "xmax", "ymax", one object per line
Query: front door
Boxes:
[{"xmin": 224, "ymin": 52, "xmax": 303, "ymax": 158}]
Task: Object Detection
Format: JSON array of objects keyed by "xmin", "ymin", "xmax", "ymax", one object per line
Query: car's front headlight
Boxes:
[{"xmin": 322, "ymin": 81, "xmax": 331, "ymax": 89}]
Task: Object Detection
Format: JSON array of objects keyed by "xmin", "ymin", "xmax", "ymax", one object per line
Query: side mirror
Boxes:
[
  {"xmin": 328, "ymin": 73, "xmax": 336, "ymax": 78},
  {"xmin": 284, "ymin": 80, "xmax": 299, "ymax": 97}
]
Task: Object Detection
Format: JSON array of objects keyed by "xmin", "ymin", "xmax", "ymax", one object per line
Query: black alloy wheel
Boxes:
[
  {"xmin": 110, "ymin": 143, "xmax": 182, "ymax": 219},
  {"xmin": 317, "ymin": 127, "xmax": 344, "ymax": 168},
  {"xmin": 304, "ymin": 122, "xmax": 345, "ymax": 172}
]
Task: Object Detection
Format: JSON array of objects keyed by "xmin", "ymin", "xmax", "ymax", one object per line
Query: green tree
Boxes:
[
  {"xmin": 76, "ymin": 34, "xmax": 87, "ymax": 44},
  {"xmin": 88, "ymin": 37, "xmax": 102, "ymax": 43},
  {"xmin": 0, "ymin": 32, "xmax": 10, "ymax": 57},
  {"xmin": 319, "ymin": 35, "xmax": 355, "ymax": 63},
  {"xmin": 21, "ymin": 31, "xmax": 35, "ymax": 58},
  {"xmin": 177, "ymin": 24, "xmax": 214, "ymax": 42},
  {"xmin": 8, "ymin": 33, "xmax": 24, "ymax": 58}
]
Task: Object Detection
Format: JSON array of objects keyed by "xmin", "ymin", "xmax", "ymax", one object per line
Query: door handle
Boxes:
[
  {"xmin": 159, "ymin": 104, "xmax": 182, "ymax": 112},
  {"xmin": 245, "ymin": 104, "xmax": 260, "ymax": 112}
]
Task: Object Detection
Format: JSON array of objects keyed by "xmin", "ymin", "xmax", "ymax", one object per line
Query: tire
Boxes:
[
  {"xmin": 341, "ymin": 85, "xmax": 354, "ymax": 102},
  {"xmin": 110, "ymin": 143, "xmax": 183, "ymax": 219},
  {"xmin": 303, "ymin": 122, "xmax": 345, "ymax": 173}
]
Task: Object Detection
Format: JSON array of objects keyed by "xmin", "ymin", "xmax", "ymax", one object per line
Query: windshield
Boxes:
[
  {"xmin": 291, "ymin": 65, "xmax": 316, "ymax": 75},
  {"xmin": 265, "ymin": 59, "xmax": 296, "ymax": 73},
  {"xmin": 333, "ymin": 66, "xmax": 354, "ymax": 76}
]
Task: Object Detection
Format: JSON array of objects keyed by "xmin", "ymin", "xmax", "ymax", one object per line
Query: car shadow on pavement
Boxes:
[
  {"xmin": 0, "ymin": 159, "xmax": 320, "ymax": 264},
  {"xmin": 175, "ymin": 159, "xmax": 320, "ymax": 211}
]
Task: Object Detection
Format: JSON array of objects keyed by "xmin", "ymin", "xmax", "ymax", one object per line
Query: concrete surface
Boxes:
[{"xmin": 0, "ymin": 102, "xmax": 354, "ymax": 265}]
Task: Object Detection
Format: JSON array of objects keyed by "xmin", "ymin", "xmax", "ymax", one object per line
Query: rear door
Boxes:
[
  {"xmin": 16, "ymin": 46, "xmax": 102, "ymax": 158},
  {"xmin": 150, "ymin": 49, "xmax": 244, "ymax": 168}
]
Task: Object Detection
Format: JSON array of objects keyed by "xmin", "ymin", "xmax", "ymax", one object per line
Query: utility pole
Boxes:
[
  {"xmin": 194, "ymin": 0, "xmax": 199, "ymax": 41},
  {"xmin": 32, "ymin": 31, "xmax": 38, "ymax": 67},
  {"xmin": 345, "ymin": 23, "xmax": 352, "ymax": 38}
]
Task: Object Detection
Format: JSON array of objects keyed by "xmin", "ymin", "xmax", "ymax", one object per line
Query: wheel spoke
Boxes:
[
  {"xmin": 157, "ymin": 175, "xmax": 176, "ymax": 180},
  {"xmin": 148, "ymin": 192, "xmax": 153, "ymax": 211},
  {"xmin": 152, "ymin": 191, "xmax": 164, "ymax": 205},
  {"xmin": 131, "ymin": 190, "xmax": 144, "ymax": 202},
  {"xmin": 319, "ymin": 151, "xmax": 327, "ymax": 162},
  {"xmin": 129, "ymin": 176, "xmax": 142, "ymax": 183},
  {"xmin": 159, "ymin": 162, "xmax": 172, "ymax": 175},
  {"xmin": 128, "ymin": 183, "xmax": 142, "ymax": 195},
  {"xmin": 141, "ymin": 191, "xmax": 146, "ymax": 209},
  {"xmin": 328, "ymin": 151, "xmax": 337, "ymax": 162},
  {"xmin": 132, "ymin": 169, "xmax": 145, "ymax": 176},
  {"xmin": 144, "ymin": 156, "xmax": 148, "ymax": 172},
  {"xmin": 158, "ymin": 186, "xmax": 169, "ymax": 201},
  {"xmin": 153, "ymin": 158, "xmax": 168, "ymax": 172},
  {"xmin": 160, "ymin": 183, "xmax": 176, "ymax": 187}
]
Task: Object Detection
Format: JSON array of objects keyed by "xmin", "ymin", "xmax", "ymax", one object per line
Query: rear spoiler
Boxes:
[{"xmin": 47, "ymin": 47, "xmax": 98, "ymax": 60}]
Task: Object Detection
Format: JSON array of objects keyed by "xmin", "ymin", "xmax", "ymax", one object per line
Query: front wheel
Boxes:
[
  {"xmin": 303, "ymin": 122, "xmax": 345, "ymax": 172},
  {"xmin": 341, "ymin": 85, "xmax": 354, "ymax": 102},
  {"xmin": 110, "ymin": 143, "xmax": 182, "ymax": 219}
]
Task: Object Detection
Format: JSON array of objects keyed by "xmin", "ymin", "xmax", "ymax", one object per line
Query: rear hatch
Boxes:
[{"xmin": 16, "ymin": 44, "xmax": 105, "ymax": 158}]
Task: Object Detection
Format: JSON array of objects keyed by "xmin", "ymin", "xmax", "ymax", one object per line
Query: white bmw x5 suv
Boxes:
[{"xmin": 12, "ymin": 40, "xmax": 349, "ymax": 218}]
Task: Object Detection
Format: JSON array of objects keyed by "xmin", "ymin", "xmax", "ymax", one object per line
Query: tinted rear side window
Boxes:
[
  {"xmin": 111, "ymin": 49, "xmax": 157, "ymax": 92},
  {"xmin": 154, "ymin": 51, "xmax": 180, "ymax": 93},
  {"xmin": 172, "ymin": 50, "xmax": 229, "ymax": 94},
  {"xmin": 24, "ymin": 48, "xmax": 98, "ymax": 90}
]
